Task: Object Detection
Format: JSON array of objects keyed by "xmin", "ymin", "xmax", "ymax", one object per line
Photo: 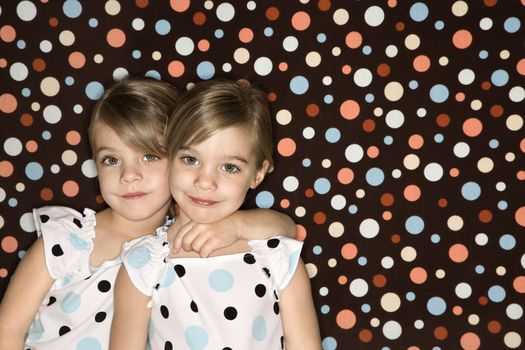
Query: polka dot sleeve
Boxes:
[
  {"xmin": 33, "ymin": 206, "xmax": 96, "ymax": 287},
  {"xmin": 120, "ymin": 223, "xmax": 171, "ymax": 298},
  {"xmin": 249, "ymin": 236, "xmax": 303, "ymax": 296}
]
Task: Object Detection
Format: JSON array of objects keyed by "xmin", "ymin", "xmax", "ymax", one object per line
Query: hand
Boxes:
[{"xmin": 169, "ymin": 218, "xmax": 241, "ymax": 258}]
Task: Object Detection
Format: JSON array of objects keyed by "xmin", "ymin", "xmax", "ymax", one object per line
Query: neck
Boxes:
[{"xmin": 98, "ymin": 206, "xmax": 168, "ymax": 240}]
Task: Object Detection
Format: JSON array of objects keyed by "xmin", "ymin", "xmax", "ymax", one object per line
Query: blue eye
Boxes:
[
  {"xmin": 181, "ymin": 156, "xmax": 198, "ymax": 165},
  {"xmin": 144, "ymin": 154, "xmax": 160, "ymax": 162},
  {"xmin": 102, "ymin": 156, "xmax": 119, "ymax": 166},
  {"xmin": 223, "ymin": 163, "xmax": 240, "ymax": 174}
]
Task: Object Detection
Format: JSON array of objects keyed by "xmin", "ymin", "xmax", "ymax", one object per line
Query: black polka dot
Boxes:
[
  {"xmin": 95, "ymin": 311, "xmax": 106, "ymax": 322},
  {"xmin": 223, "ymin": 348, "xmax": 233, "ymax": 350},
  {"xmin": 273, "ymin": 301, "xmax": 280, "ymax": 315},
  {"xmin": 51, "ymin": 244, "xmax": 64, "ymax": 257},
  {"xmin": 243, "ymin": 253, "xmax": 256, "ymax": 264},
  {"xmin": 58, "ymin": 325, "xmax": 70, "ymax": 336},
  {"xmin": 174, "ymin": 264, "xmax": 186, "ymax": 277},
  {"xmin": 223, "ymin": 306, "xmax": 237, "ymax": 320},
  {"xmin": 73, "ymin": 218, "xmax": 83, "ymax": 228},
  {"xmin": 267, "ymin": 238, "xmax": 280, "ymax": 248},
  {"xmin": 263, "ymin": 267, "xmax": 271, "ymax": 278},
  {"xmin": 160, "ymin": 305, "xmax": 169, "ymax": 319},
  {"xmin": 280, "ymin": 336, "xmax": 285, "ymax": 348},
  {"xmin": 164, "ymin": 341, "xmax": 173, "ymax": 350},
  {"xmin": 47, "ymin": 296, "xmax": 56, "ymax": 306},
  {"xmin": 40, "ymin": 215, "xmax": 49, "ymax": 223},
  {"xmin": 190, "ymin": 300, "xmax": 199, "ymax": 313},
  {"xmin": 255, "ymin": 284, "xmax": 266, "ymax": 297},
  {"xmin": 97, "ymin": 280, "xmax": 111, "ymax": 292}
]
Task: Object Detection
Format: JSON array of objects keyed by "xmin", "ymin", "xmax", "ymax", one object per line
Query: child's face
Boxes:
[
  {"xmin": 91, "ymin": 122, "xmax": 172, "ymax": 222},
  {"xmin": 170, "ymin": 126, "xmax": 268, "ymax": 224}
]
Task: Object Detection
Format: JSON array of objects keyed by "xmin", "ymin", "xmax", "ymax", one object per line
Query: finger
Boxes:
[
  {"xmin": 171, "ymin": 221, "xmax": 193, "ymax": 252},
  {"xmin": 190, "ymin": 233, "xmax": 210, "ymax": 256},
  {"xmin": 198, "ymin": 240, "xmax": 217, "ymax": 258},
  {"xmin": 181, "ymin": 227, "xmax": 202, "ymax": 251}
]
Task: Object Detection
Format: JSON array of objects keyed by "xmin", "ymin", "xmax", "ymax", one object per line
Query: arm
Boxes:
[
  {"xmin": 171, "ymin": 209, "xmax": 297, "ymax": 257},
  {"xmin": 0, "ymin": 238, "xmax": 54, "ymax": 349},
  {"xmin": 279, "ymin": 258, "xmax": 321, "ymax": 350},
  {"xmin": 109, "ymin": 265, "xmax": 151, "ymax": 350}
]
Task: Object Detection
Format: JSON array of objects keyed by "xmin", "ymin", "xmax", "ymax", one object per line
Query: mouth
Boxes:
[
  {"xmin": 122, "ymin": 192, "xmax": 147, "ymax": 200},
  {"xmin": 189, "ymin": 196, "xmax": 218, "ymax": 207}
]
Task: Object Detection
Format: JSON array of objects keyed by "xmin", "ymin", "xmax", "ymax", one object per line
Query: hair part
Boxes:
[{"xmin": 166, "ymin": 79, "xmax": 274, "ymax": 171}]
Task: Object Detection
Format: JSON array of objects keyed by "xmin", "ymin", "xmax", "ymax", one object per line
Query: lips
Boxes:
[
  {"xmin": 122, "ymin": 192, "xmax": 147, "ymax": 200},
  {"xmin": 189, "ymin": 196, "xmax": 218, "ymax": 206}
]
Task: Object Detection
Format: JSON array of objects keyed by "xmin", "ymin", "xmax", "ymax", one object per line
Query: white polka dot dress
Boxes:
[{"xmin": 122, "ymin": 228, "xmax": 303, "ymax": 350}]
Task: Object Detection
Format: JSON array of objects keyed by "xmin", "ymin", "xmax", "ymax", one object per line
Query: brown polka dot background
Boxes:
[{"xmin": 1, "ymin": 1, "xmax": 525, "ymax": 349}]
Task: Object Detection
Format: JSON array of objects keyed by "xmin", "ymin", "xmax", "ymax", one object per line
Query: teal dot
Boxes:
[
  {"xmin": 214, "ymin": 29, "xmax": 224, "ymax": 38},
  {"xmin": 475, "ymin": 265, "xmax": 485, "ymax": 274},
  {"xmin": 365, "ymin": 93, "xmax": 375, "ymax": 102},
  {"xmin": 185, "ymin": 325, "xmax": 209, "ymax": 350},
  {"xmin": 302, "ymin": 158, "xmax": 311, "ymax": 167},
  {"xmin": 479, "ymin": 50, "xmax": 489, "ymax": 59},
  {"xmin": 60, "ymin": 292, "xmax": 81, "ymax": 313},
  {"xmin": 17, "ymin": 40, "xmax": 26, "ymax": 49},
  {"xmin": 365, "ymin": 167, "xmax": 384, "ymax": 186},
  {"xmin": 314, "ymin": 178, "xmax": 331, "ymax": 194},
  {"xmin": 409, "ymin": 80, "xmax": 419, "ymax": 89},
  {"xmin": 362, "ymin": 45, "xmax": 372, "ymax": 55},
  {"xmin": 320, "ymin": 305, "xmax": 330, "ymax": 314},
  {"xmin": 252, "ymin": 315, "xmax": 267, "ymax": 341},
  {"xmin": 487, "ymin": 285, "xmax": 506, "ymax": 303},
  {"xmin": 361, "ymin": 304, "xmax": 371, "ymax": 312},
  {"xmin": 406, "ymin": 292, "xmax": 416, "ymax": 301},
  {"xmin": 358, "ymin": 256, "xmax": 367, "ymax": 265},
  {"xmin": 489, "ymin": 139, "xmax": 499, "ymax": 148},
  {"xmin": 25, "ymin": 162, "xmax": 44, "ymax": 180},
  {"xmin": 65, "ymin": 76, "xmax": 74, "ymax": 85},
  {"xmin": 77, "ymin": 337, "xmax": 102, "ymax": 350},
  {"xmin": 264, "ymin": 27, "xmax": 273, "ymax": 36},
  {"xmin": 317, "ymin": 33, "xmax": 327, "ymax": 42},
  {"xmin": 132, "ymin": 50, "xmax": 141, "ymax": 59},
  {"xmin": 461, "ymin": 181, "xmax": 481, "ymax": 201},
  {"xmin": 8, "ymin": 198, "xmax": 18, "ymax": 207},
  {"xmin": 255, "ymin": 191, "xmax": 274, "ymax": 208},
  {"xmin": 89, "ymin": 18, "xmax": 98, "ymax": 27},
  {"xmin": 498, "ymin": 200, "xmax": 508, "ymax": 210},
  {"xmin": 434, "ymin": 133, "xmax": 444, "ymax": 143},
  {"xmin": 127, "ymin": 247, "xmax": 151, "ymax": 269},
  {"xmin": 208, "ymin": 269, "xmax": 233, "ymax": 292},
  {"xmin": 431, "ymin": 234, "xmax": 441, "ymax": 243},
  {"xmin": 427, "ymin": 296, "xmax": 446, "ymax": 315},
  {"xmin": 499, "ymin": 234, "xmax": 515, "ymax": 250},
  {"xmin": 384, "ymin": 136, "xmax": 393, "ymax": 145},
  {"xmin": 324, "ymin": 94, "xmax": 334, "ymax": 104},
  {"xmin": 348, "ymin": 205, "xmax": 358, "ymax": 214},
  {"xmin": 313, "ymin": 245, "xmax": 322, "ymax": 255},
  {"xmin": 155, "ymin": 19, "xmax": 171, "ymax": 35},
  {"xmin": 434, "ymin": 20, "xmax": 444, "ymax": 30},
  {"xmin": 290, "ymin": 76, "xmax": 309, "ymax": 95},
  {"xmin": 22, "ymin": 88, "xmax": 31, "ymax": 97},
  {"xmin": 42, "ymin": 130, "xmax": 52, "ymax": 140},
  {"xmin": 196, "ymin": 61, "xmax": 215, "ymax": 80},
  {"xmin": 322, "ymin": 336, "xmax": 337, "ymax": 350}
]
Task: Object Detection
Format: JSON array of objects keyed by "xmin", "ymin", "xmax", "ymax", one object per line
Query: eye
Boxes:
[
  {"xmin": 222, "ymin": 163, "xmax": 240, "ymax": 174},
  {"xmin": 180, "ymin": 155, "xmax": 199, "ymax": 166},
  {"xmin": 143, "ymin": 154, "xmax": 160, "ymax": 162},
  {"xmin": 101, "ymin": 156, "xmax": 119, "ymax": 166}
]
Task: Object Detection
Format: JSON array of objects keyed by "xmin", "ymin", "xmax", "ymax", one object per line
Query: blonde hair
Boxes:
[
  {"xmin": 166, "ymin": 79, "xmax": 273, "ymax": 170},
  {"xmin": 88, "ymin": 77, "xmax": 179, "ymax": 156}
]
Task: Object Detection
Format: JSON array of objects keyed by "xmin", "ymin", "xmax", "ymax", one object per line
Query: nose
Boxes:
[
  {"xmin": 194, "ymin": 167, "xmax": 217, "ymax": 191},
  {"xmin": 120, "ymin": 163, "xmax": 142, "ymax": 183}
]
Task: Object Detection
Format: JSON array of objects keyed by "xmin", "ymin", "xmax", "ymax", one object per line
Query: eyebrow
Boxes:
[{"xmin": 178, "ymin": 146, "xmax": 249, "ymax": 164}]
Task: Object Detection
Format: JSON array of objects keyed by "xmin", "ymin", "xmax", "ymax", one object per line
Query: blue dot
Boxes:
[
  {"xmin": 410, "ymin": 2, "xmax": 429, "ymax": 22},
  {"xmin": 25, "ymin": 162, "xmax": 44, "ymax": 181},
  {"xmin": 85, "ymin": 81, "xmax": 104, "ymax": 101},
  {"xmin": 427, "ymin": 296, "xmax": 446, "ymax": 315},
  {"xmin": 63, "ymin": 0, "xmax": 82, "ymax": 18},
  {"xmin": 264, "ymin": 27, "xmax": 273, "ymax": 36},
  {"xmin": 65, "ymin": 76, "xmax": 74, "ymax": 86},
  {"xmin": 18, "ymin": 250, "xmax": 26, "ymax": 259},
  {"xmin": 361, "ymin": 304, "xmax": 371, "ymax": 313},
  {"xmin": 145, "ymin": 70, "xmax": 161, "ymax": 80},
  {"xmin": 409, "ymin": 80, "xmax": 419, "ymax": 89},
  {"xmin": 461, "ymin": 181, "xmax": 481, "ymax": 201},
  {"xmin": 320, "ymin": 305, "xmax": 330, "ymax": 314},
  {"xmin": 431, "ymin": 234, "xmax": 441, "ymax": 243},
  {"xmin": 322, "ymin": 336, "xmax": 337, "ymax": 350},
  {"xmin": 491, "ymin": 69, "xmax": 509, "ymax": 87},
  {"xmin": 42, "ymin": 131, "xmax": 51, "ymax": 140},
  {"xmin": 77, "ymin": 337, "xmax": 102, "ymax": 350},
  {"xmin": 302, "ymin": 158, "xmax": 311, "ymax": 167},
  {"xmin": 8, "ymin": 198, "xmax": 18, "ymax": 207},
  {"xmin": 214, "ymin": 29, "xmax": 224, "ymax": 38},
  {"xmin": 27, "ymin": 319, "xmax": 44, "ymax": 341},
  {"xmin": 325, "ymin": 128, "xmax": 341, "ymax": 143},
  {"xmin": 252, "ymin": 315, "xmax": 267, "ymax": 341},
  {"xmin": 290, "ymin": 76, "xmax": 309, "ymax": 95},
  {"xmin": 89, "ymin": 18, "xmax": 98, "ymax": 27},
  {"xmin": 196, "ymin": 61, "xmax": 215, "ymax": 80},
  {"xmin": 429, "ymin": 84, "xmax": 449, "ymax": 103},
  {"xmin": 432, "ymin": 347, "xmax": 442, "ymax": 350},
  {"xmin": 160, "ymin": 265, "xmax": 176, "ymax": 287},
  {"xmin": 348, "ymin": 205, "xmax": 358, "ymax": 214},
  {"xmin": 479, "ymin": 50, "xmax": 489, "ymax": 59},
  {"xmin": 155, "ymin": 19, "xmax": 171, "ymax": 35},
  {"xmin": 434, "ymin": 20, "xmax": 445, "ymax": 30},
  {"xmin": 22, "ymin": 88, "xmax": 31, "ymax": 97},
  {"xmin": 489, "ymin": 139, "xmax": 499, "ymax": 148},
  {"xmin": 255, "ymin": 190, "xmax": 274, "ymax": 208},
  {"xmin": 497, "ymin": 200, "xmax": 508, "ymax": 210},
  {"xmin": 132, "ymin": 50, "xmax": 141, "ymax": 59},
  {"xmin": 317, "ymin": 33, "xmax": 327, "ymax": 43},
  {"xmin": 17, "ymin": 40, "xmax": 26, "ymax": 49},
  {"xmin": 324, "ymin": 94, "xmax": 334, "ymax": 104},
  {"xmin": 365, "ymin": 167, "xmax": 384, "ymax": 186},
  {"xmin": 434, "ymin": 133, "xmax": 444, "ymax": 143},
  {"xmin": 208, "ymin": 269, "xmax": 233, "ymax": 292},
  {"xmin": 358, "ymin": 256, "xmax": 367, "ymax": 266},
  {"xmin": 405, "ymin": 215, "xmax": 424, "ymax": 235},
  {"xmin": 314, "ymin": 178, "xmax": 331, "ymax": 194},
  {"xmin": 406, "ymin": 292, "xmax": 416, "ymax": 301},
  {"xmin": 127, "ymin": 246, "xmax": 151, "ymax": 269},
  {"xmin": 475, "ymin": 265, "xmax": 485, "ymax": 274},
  {"xmin": 504, "ymin": 17, "xmax": 521, "ymax": 33},
  {"xmin": 313, "ymin": 245, "xmax": 323, "ymax": 255},
  {"xmin": 185, "ymin": 325, "xmax": 209, "ymax": 350},
  {"xmin": 499, "ymin": 234, "xmax": 515, "ymax": 250},
  {"xmin": 61, "ymin": 292, "xmax": 81, "ymax": 313},
  {"xmin": 487, "ymin": 285, "xmax": 506, "ymax": 303},
  {"xmin": 365, "ymin": 93, "xmax": 375, "ymax": 102},
  {"xmin": 384, "ymin": 135, "xmax": 393, "ymax": 145},
  {"xmin": 362, "ymin": 45, "xmax": 372, "ymax": 55}
]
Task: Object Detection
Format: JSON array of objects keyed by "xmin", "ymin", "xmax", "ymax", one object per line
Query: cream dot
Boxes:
[
  {"xmin": 452, "ymin": 1, "xmax": 469, "ymax": 16},
  {"xmin": 506, "ymin": 303, "xmax": 523, "ymax": 320},
  {"xmin": 359, "ymin": 218, "xmax": 380, "ymax": 239},
  {"xmin": 373, "ymin": 107, "xmax": 383, "ymax": 117},
  {"xmin": 506, "ymin": 114, "xmax": 523, "ymax": 131},
  {"xmin": 384, "ymin": 81, "xmax": 404, "ymax": 101},
  {"xmin": 328, "ymin": 258, "xmax": 337, "ymax": 267},
  {"xmin": 435, "ymin": 269, "xmax": 446, "ymax": 279},
  {"xmin": 233, "ymin": 48, "xmax": 250, "ymax": 64},
  {"xmin": 305, "ymin": 263, "xmax": 318, "ymax": 278},
  {"xmin": 403, "ymin": 154, "xmax": 420, "ymax": 170},
  {"xmin": 447, "ymin": 215, "xmax": 464, "ymax": 231},
  {"xmin": 477, "ymin": 157, "xmax": 494, "ymax": 173},
  {"xmin": 470, "ymin": 99, "xmax": 482, "ymax": 111},
  {"xmin": 382, "ymin": 320, "xmax": 402, "ymax": 340},
  {"xmin": 475, "ymin": 233, "xmax": 488, "ymax": 246},
  {"xmin": 468, "ymin": 314, "xmax": 480, "ymax": 325},
  {"xmin": 439, "ymin": 56, "xmax": 449, "ymax": 66},
  {"xmin": 328, "ymin": 222, "xmax": 345, "ymax": 238},
  {"xmin": 50, "ymin": 164, "xmax": 60, "ymax": 174},
  {"xmin": 10, "ymin": 62, "xmax": 29, "ymax": 81},
  {"xmin": 370, "ymin": 318, "xmax": 380, "ymax": 327},
  {"xmin": 321, "ymin": 159, "xmax": 331, "ymax": 168},
  {"xmin": 152, "ymin": 51, "xmax": 161, "ymax": 60},
  {"xmin": 381, "ymin": 292, "xmax": 401, "ymax": 312},
  {"xmin": 332, "ymin": 46, "xmax": 341, "ymax": 56},
  {"xmin": 505, "ymin": 152, "xmax": 515, "ymax": 162},
  {"xmin": 81, "ymin": 159, "xmax": 97, "ymax": 178},
  {"xmin": 305, "ymin": 51, "xmax": 321, "ymax": 67},
  {"xmin": 404, "ymin": 34, "xmax": 420, "ymax": 50},
  {"xmin": 504, "ymin": 331, "xmax": 522, "ymax": 349},
  {"xmin": 355, "ymin": 189, "xmax": 365, "ymax": 198},
  {"xmin": 175, "ymin": 37, "xmax": 195, "ymax": 56},
  {"xmin": 283, "ymin": 176, "xmax": 299, "ymax": 192},
  {"xmin": 40, "ymin": 76, "xmax": 60, "ymax": 97},
  {"xmin": 455, "ymin": 282, "xmax": 472, "ymax": 299},
  {"xmin": 105, "ymin": 0, "xmax": 121, "ymax": 15},
  {"xmin": 94, "ymin": 54, "xmax": 104, "ymax": 63},
  {"xmin": 276, "ymin": 109, "xmax": 292, "ymax": 125},
  {"xmin": 400, "ymin": 246, "xmax": 417, "ymax": 262},
  {"xmin": 43, "ymin": 105, "xmax": 62, "ymax": 124},
  {"xmin": 496, "ymin": 266, "xmax": 506, "ymax": 276},
  {"xmin": 295, "ymin": 206, "xmax": 306, "ymax": 217},
  {"xmin": 349, "ymin": 278, "xmax": 368, "ymax": 297},
  {"xmin": 19, "ymin": 212, "xmax": 36, "ymax": 233},
  {"xmin": 61, "ymin": 150, "xmax": 77, "ymax": 166},
  {"xmin": 59, "ymin": 30, "xmax": 75, "ymax": 46},
  {"xmin": 392, "ymin": 169, "xmax": 402, "ymax": 178},
  {"xmin": 15, "ymin": 182, "xmax": 25, "ymax": 192},
  {"xmin": 423, "ymin": 162, "xmax": 444, "ymax": 182},
  {"xmin": 331, "ymin": 194, "xmax": 346, "ymax": 210},
  {"xmin": 333, "ymin": 8, "xmax": 349, "ymax": 25},
  {"xmin": 453, "ymin": 142, "xmax": 470, "ymax": 158},
  {"xmin": 500, "ymin": 50, "xmax": 510, "ymax": 60},
  {"xmin": 31, "ymin": 102, "xmax": 41, "ymax": 111}
]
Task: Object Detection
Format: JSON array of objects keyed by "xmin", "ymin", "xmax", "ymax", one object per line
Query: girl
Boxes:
[
  {"xmin": 0, "ymin": 77, "xmax": 296, "ymax": 349},
  {"xmin": 110, "ymin": 79, "xmax": 321, "ymax": 349}
]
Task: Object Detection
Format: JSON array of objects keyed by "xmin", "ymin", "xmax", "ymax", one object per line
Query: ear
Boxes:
[{"xmin": 250, "ymin": 160, "xmax": 270, "ymax": 189}]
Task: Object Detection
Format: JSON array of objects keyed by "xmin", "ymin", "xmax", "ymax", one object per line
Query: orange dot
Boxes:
[
  {"xmin": 170, "ymin": 0, "xmax": 189, "ymax": 11},
  {"xmin": 265, "ymin": 7, "xmax": 280, "ymax": 21},
  {"xmin": 238, "ymin": 27, "xmax": 254, "ymax": 43},
  {"xmin": 0, "ymin": 93, "xmax": 17, "ymax": 113},
  {"xmin": 484, "ymin": 0, "xmax": 497, "ymax": 7},
  {"xmin": 313, "ymin": 212, "xmax": 326, "ymax": 225},
  {"xmin": 408, "ymin": 134, "xmax": 424, "ymax": 149},
  {"xmin": 382, "ymin": 210, "xmax": 392, "ymax": 220},
  {"xmin": 434, "ymin": 326, "xmax": 448, "ymax": 340},
  {"xmin": 436, "ymin": 113, "xmax": 450, "ymax": 127},
  {"xmin": 0, "ymin": 160, "xmax": 14, "ymax": 177},
  {"xmin": 515, "ymin": 206, "xmax": 525, "ymax": 227},
  {"xmin": 0, "ymin": 268, "xmax": 7, "ymax": 278},
  {"xmin": 295, "ymin": 224, "xmax": 307, "ymax": 241},
  {"xmin": 453, "ymin": 305, "xmax": 463, "ymax": 315},
  {"xmin": 49, "ymin": 17, "xmax": 59, "ymax": 27},
  {"xmin": 479, "ymin": 209, "xmax": 492, "ymax": 223},
  {"xmin": 404, "ymin": 184, "xmax": 421, "ymax": 201},
  {"xmin": 513, "ymin": 276, "xmax": 525, "ymax": 293},
  {"xmin": 291, "ymin": 11, "xmax": 310, "ymax": 31},
  {"xmin": 1, "ymin": 236, "xmax": 18, "ymax": 253},
  {"xmin": 517, "ymin": 170, "xmax": 525, "ymax": 180},
  {"xmin": 413, "ymin": 55, "xmax": 431, "ymax": 72},
  {"xmin": 95, "ymin": 194, "xmax": 105, "ymax": 204},
  {"xmin": 481, "ymin": 81, "xmax": 491, "ymax": 90},
  {"xmin": 342, "ymin": 64, "xmax": 352, "ymax": 75},
  {"xmin": 197, "ymin": 39, "xmax": 210, "ymax": 52},
  {"xmin": 305, "ymin": 188, "xmax": 314, "ymax": 198},
  {"xmin": 338, "ymin": 275, "xmax": 348, "ymax": 284},
  {"xmin": 336, "ymin": 309, "xmax": 356, "ymax": 329},
  {"xmin": 107, "ymin": 28, "xmax": 126, "ymax": 48},
  {"xmin": 40, "ymin": 187, "xmax": 54, "ymax": 201},
  {"xmin": 449, "ymin": 168, "xmax": 460, "ymax": 177},
  {"xmin": 377, "ymin": 63, "xmax": 390, "ymax": 77},
  {"xmin": 449, "ymin": 243, "xmax": 468, "ymax": 263},
  {"xmin": 373, "ymin": 274, "xmax": 387, "ymax": 287},
  {"xmin": 410, "ymin": 267, "xmax": 427, "ymax": 284},
  {"xmin": 341, "ymin": 243, "xmax": 357, "ymax": 260},
  {"xmin": 367, "ymin": 146, "xmax": 379, "ymax": 158},
  {"xmin": 277, "ymin": 138, "xmax": 296, "ymax": 157},
  {"xmin": 395, "ymin": 21, "xmax": 405, "ymax": 31},
  {"xmin": 517, "ymin": 58, "xmax": 525, "ymax": 76},
  {"xmin": 462, "ymin": 118, "xmax": 483, "ymax": 137},
  {"xmin": 278, "ymin": 62, "xmax": 288, "ymax": 71},
  {"xmin": 32, "ymin": 58, "xmax": 46, "ymax": 72},
  {"xmin": 362, "ymin": 119, "xmax": 376, "ymax": 132},
  {"xmin": 168, "ymin": 60, "xmax": 185, "ymax": 78},
  {"xmin": 193, "ymin": 12, "xmax": 206, "ymax": 25},
  {"xmin": 455, "ymin": 92, "xmax": 465, "ymax": 102},
  {"xmin": 318, "ymin": 0, "xmax": 331, "ymax": 11},
  {"xmin": 68, "ymin": 51, "xmax": 86, "ymax": 69},
  {"xmin": 66, "ymin": 130, "xmax": 81, "ymax": 145},
  {"xmin": 359, "ymin": 329, "xmax": 373, "ymax": 342},
  {"xmin": 478, "ymin": 296, "xmax": 488, "ymax": 305},
  {"xmin": 63, "ymin": 180, "xmax": 79, "ymax": 197},
  {"xmin": 452, "ymin": 29, "xmax": 473, "ymax": 49},
  {"xmin": 0, "ymin": 25, "xmax": 16, "ymax": 42},
  {"xmin": 280, "ymin": 199, "xmax": 290, "ymax": 209},
  {"xmin": 0, "ymin": 58, "xmax": 6, "ymax": 68},
  {"xmin": 267, "ymin": 92, "xmax": 277, "ymax": 102},
  {"xmin": 438, "ymin": 198, "xmax": 448, "ymax": 207},
  {"xmin": 345, "ymin": 31, "xmax": 362, "ymax": 49},
  {"xmin": 135, "ymin": 0, "xmax": 149, "ymax": 8},
  {"xmin": 26, "ymin": 140, "xmax": 38, "ymax": 153},
  {"xmin": 487, "ymin": 320, "xmax": 501, "ymax": 334},
  {"xmin": 380, "ymin": 193, "xmax": 394, "ymax": 206},
  {"xmin": 20, "ymin": 113, "xmax": 33, "ymax": 126},
  {"xmin": 489, "ymin": 104, "xmax": 504, "ymax": 118},
  {"xmin": 337, "ymin": 168, "xmax": 354, "ymax": 184},
  {"xmin": 460, "ymin": 332, "xmax": 480, "ymax": 350},
  {"xmin": 391, "ymin": 234, "xmax": 401, "ymax": 243},
  {"xmin": 340, "ymin": 99, "xmax": 360, "ymax": 120},
  {"xmin": 306, "ymin": 103, "xmax": 319, "ymax": 117}
]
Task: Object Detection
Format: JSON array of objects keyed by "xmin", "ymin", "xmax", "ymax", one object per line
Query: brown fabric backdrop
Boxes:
[{"xmin": 1, "ymin": 1, "xmax": 524, "ymax": 348}]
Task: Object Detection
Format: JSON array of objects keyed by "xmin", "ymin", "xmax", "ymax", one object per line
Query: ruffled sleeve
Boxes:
[
  {"xmin": 249, "ymin": 236, "xmax": 303, "ymax": 297},
  {"xmin": 33, "ymin": 206, "xmax": 96, "ymax": 288},
  {"xmin": 120, "ymin": 223, "xmax": 171, "ymax": 298}
]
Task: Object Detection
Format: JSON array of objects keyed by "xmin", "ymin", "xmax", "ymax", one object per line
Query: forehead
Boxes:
[{"xmin": 187, "ymin": 127, "xmax": 256, "ymax": 158}]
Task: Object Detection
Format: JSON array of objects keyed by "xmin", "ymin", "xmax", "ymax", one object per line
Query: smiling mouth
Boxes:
[
  {"xmin": 122, "ymin": 192, "xmax": 147, "ymax": 200},
  {"xmin": 189, "ymin": 196, "xmax": 218, "ymax": 206}
]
